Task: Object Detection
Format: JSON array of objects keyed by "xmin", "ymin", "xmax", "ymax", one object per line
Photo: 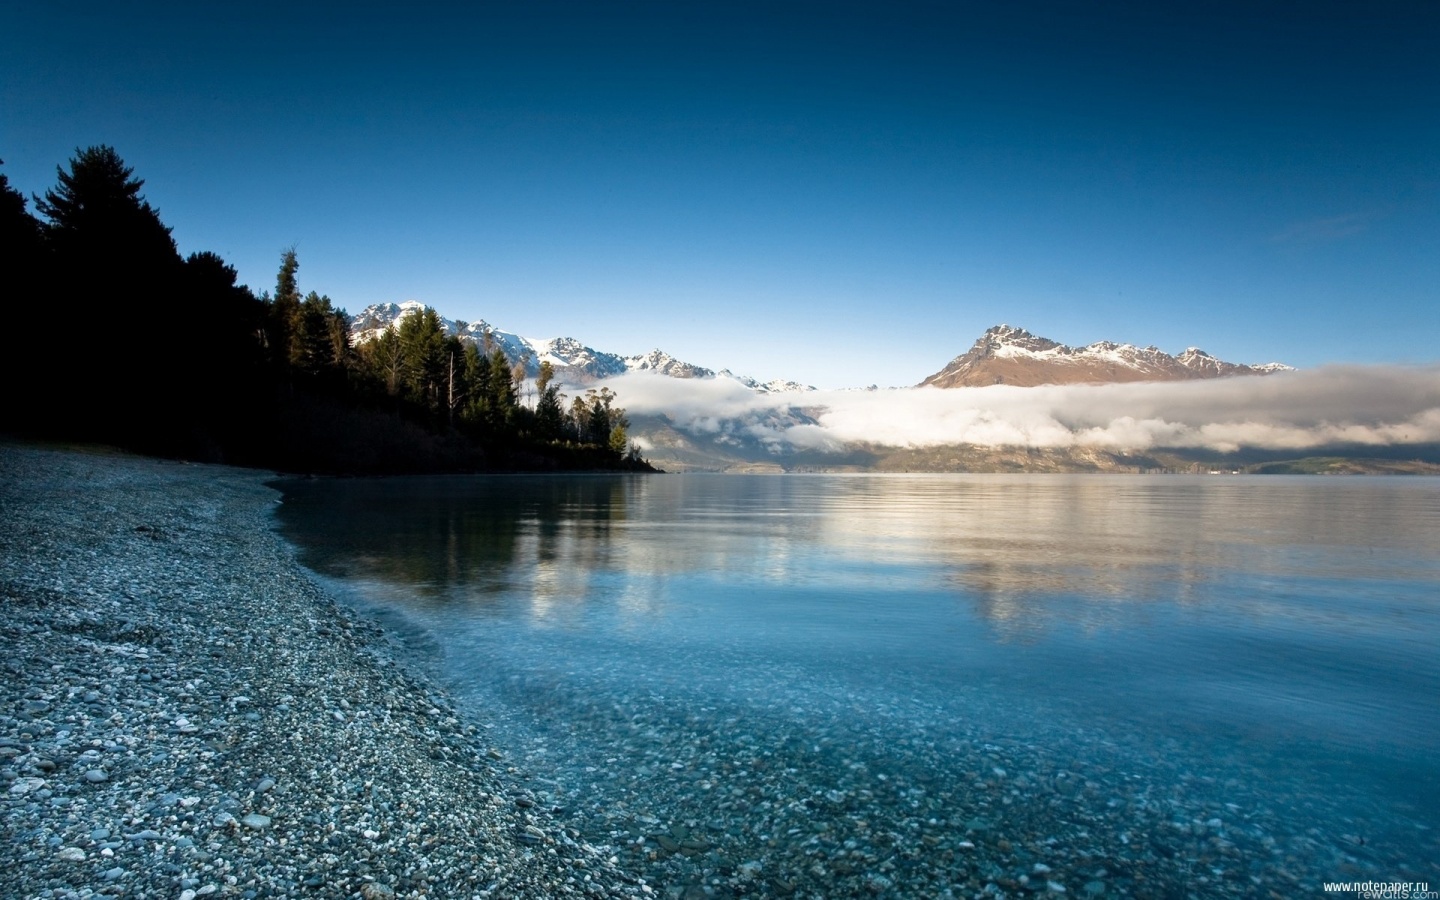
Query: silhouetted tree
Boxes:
[
  {"xmin": 534, "ymin": 361, "xmax": 566, "ymax": 440},
  {"xmin": 177, "ymin": 250, "xmax": 271, "ymax": 454},
  {"xmin": 5, "ymin": 145, "xmax": 652, "ymax": 473},
  {"xmin": 399, "ymin": 306, "xmax": 448, "ymax": 413},
  {"xmin": 30, "ymin": 146, "xmax": 184, "ymax": 442},
  {"xmin": 462, "ymin": 342, "xmax": 493, "ymax": 425},
  {"xmin": 34, "ymin": 146, "xmax": 178, "ymax": 272},
  {"xmin": 0, "ymin": 160, "xmax": 43, "ymax": 263},
  {"xmin": 269, "ymin": 248, "xmax": 302, "ymax": 370},
  {"xmin": 296, "ymin": 291, "xmax": 340, "ymax": 375},
  {"xmin": 363, "ymin": 326, "xmax": 405, "ymax": 397},
  {"xmin": 484, "ymin": 346, "xmax": 518, "ymax": 432},
  {"xmin": 0, "ymin": 161, "xmax": 49, "ymax": 419}
]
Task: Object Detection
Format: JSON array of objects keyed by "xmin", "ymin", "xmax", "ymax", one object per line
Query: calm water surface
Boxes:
[{"xmin": 276, "ymin": 475, "xmax": 1440, "ymax": 897}]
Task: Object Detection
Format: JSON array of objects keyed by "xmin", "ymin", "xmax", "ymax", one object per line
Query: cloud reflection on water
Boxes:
[{"xmin": 278, "ymin": 474, "xmax": 1439, "ymax": 641}]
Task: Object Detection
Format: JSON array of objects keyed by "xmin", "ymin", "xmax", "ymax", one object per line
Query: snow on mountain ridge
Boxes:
[
  {"xmin": 347, "ymin": 302, "xmax": 812, "ymax": 392},
  {"xmin": 624, "ymin": 349, "xmax": 715, "ymax": 379},
  {"xmin": 922, "ymin": 325, "xmax": 1293, "ymax": 388},
  {"xmin": 715, "ymin": 370, "xmax": 817, "ymax": 394}
]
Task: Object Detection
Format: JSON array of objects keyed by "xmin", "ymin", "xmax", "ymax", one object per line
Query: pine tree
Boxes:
[
  {"xmin": 0, "ymin": 159, "xmax": 43, "ymax": 262},
  {"xmin": 33, "ymin": 146, "xmax": 178, "ymax": 268},
  {"xmin": 270, "ymin": 248, "xmax": 302, "ymax": 368},
  {"xmin": 1, "ymin": 160, "xmax": 50, "ymax": 425},
  {"xmin": 295, "ymin": 291, "xmax": 339, "ymax": 375},
  {"xmin": 462, "ymin": 342, "xmax": 492, "ymax": 426},
  {"xmin": 31, "ymin": 146, "xmax": 184, "ymax": 442},
  {"xmin": 533, "ymin": 361, "xmax": 566, "ymax": 440},
  {"xmin": 362, "ymin": 326, "xmax": 405, "ymax": 397},
  {"xmin": 608, "ymin": 422, "xmax": 630, "ymax": 456},
  {"xmin": 486, "ymin": 347, "xmax": 518, "ymax": 431},
  {"xmin": 398, "ymin": 306, "xmax": 448, "ymax": 412}
]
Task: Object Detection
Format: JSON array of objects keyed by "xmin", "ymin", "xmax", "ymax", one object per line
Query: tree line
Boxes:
[{"xmin": 0, "ymin": 146, "xmax": 652, "ymax": 474}]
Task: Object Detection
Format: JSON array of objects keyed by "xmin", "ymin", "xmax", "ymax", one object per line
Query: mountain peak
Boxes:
[
  {"xmin": 975, "ymin": 324, "xmax": 1063, "ymax": 357},
  {"xmin": 922, "ymin": 326, "xmax": 1291, "ymax": 388},
  {"xmin": 349, "ymin": 304, "xmax": 742, "ymax": 385},
  {"xmin": 623, "ymin": 349, "xmax": 714, "ymax": 379}
]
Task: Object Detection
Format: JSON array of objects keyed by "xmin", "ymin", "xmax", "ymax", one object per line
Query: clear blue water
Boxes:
[{"xmin": 276, "ymin": 474, "xmax": 1440, "ymax": 897}]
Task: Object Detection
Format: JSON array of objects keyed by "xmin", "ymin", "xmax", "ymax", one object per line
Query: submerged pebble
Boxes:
[{"xmin": 0, "ymin": 445, "xmax": 646, "ymax": 899}]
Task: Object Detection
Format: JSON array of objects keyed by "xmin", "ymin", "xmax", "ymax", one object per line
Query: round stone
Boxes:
[{"xmin": 9, "ymin": 776, "xmax": 46, "ymax": 794}]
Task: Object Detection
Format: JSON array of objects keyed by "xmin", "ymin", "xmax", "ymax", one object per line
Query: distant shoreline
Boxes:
[{"xmin": 0, "ymin": 442, "xmax": 646, "ymax": 898}]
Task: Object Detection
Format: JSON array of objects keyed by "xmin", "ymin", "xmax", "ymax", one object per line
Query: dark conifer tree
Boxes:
[
  {"xmin": 462, "ymin": 342, "xmax": 492, "ymax": 426},
  {"xmin": 366, "ymin": 326, "xmax": 405, "ymax": 398},
  {"xmin": 325, "ymin": 306, "xmax": 351, "ymax": 374},
  {"xmin": 31, "ymin": 146, "xmax": 184, "ymax": 444},
  {"xmin": 33, "ymin": 146, "xmax": 178, "ymax": 270},
  {"xmin": 8, "ymin": 146, "xmax": 651, "ymax": 473},
  {"xmin": 398, "ymin": 306, "xmax": 448, "ymax": 414},
  {"xmin": 179, "ymin": 250, "xmax": 270, "ymax": 456},
  {"xmin": 269, "ymin": 248, "xmax": 302, "ymax": 371},
  {"xmin": 0, "ymin": 161, "xmax": 50, "ymax": 426},
  {"xmin": 296, "ymin": 291, "xmax": 339, "ymax": 376},
  {"xmin": 0, "ymin": 160, "xmax": 43, "ymax": 262},
  {"xmin": 534, "ymin": 361, "xmax": 566, "ymax": 440},
  {"xmin": 485, "ymin": 347, "xmax": 518, "ymax": 433}
]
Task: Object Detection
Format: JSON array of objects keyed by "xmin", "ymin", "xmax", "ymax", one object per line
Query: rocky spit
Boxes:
[{"xmin": 0, "ymin": 444, "xmax": 648, "ymax": 900}]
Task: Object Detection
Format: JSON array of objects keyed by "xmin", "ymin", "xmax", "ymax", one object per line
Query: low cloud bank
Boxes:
[{"xmin": 592, "ymin": 366, "xmax": 1440, "ymax": 453}]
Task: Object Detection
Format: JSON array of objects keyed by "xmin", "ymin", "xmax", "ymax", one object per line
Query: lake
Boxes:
[{"xmin": 275, "ymin": 474, "xmax": 1440, "ymax": 898}]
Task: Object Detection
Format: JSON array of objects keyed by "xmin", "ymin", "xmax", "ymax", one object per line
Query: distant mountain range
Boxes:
[
  {"xmin": 919, "ymin": 324, "xmax": 1293, "ymax": 388},
  {"xmin": 340, "ymin": 304, "xmax": 1439, "ymax": 476},
  {"xmin": 350, "ymin": 302, "xmax": 815, "ymax": 393},
  {"xmin": 352, "ymin": 303, "xmax": 1290, "ymax": 393}
]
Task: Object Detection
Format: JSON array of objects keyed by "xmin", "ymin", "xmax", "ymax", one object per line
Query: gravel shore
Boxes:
[{"xmin": 0, "ymin": 443, "xmax": 648, "ymax": 899}]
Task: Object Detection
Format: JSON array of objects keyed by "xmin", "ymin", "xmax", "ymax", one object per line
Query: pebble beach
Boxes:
[{"xmin": 0, "ymin": 443, "xmax": 647, "ymax": 899}]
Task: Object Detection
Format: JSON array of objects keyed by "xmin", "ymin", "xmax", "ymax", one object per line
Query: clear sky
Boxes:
[{"xmin": 4, "ymin": 1, "xmax": 1437, "ymax": 388}]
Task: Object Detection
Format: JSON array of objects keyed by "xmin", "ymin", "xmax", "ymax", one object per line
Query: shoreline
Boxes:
[{"xmin": 0, "ymin": 443, "xmax": 646, "ymax": 899}]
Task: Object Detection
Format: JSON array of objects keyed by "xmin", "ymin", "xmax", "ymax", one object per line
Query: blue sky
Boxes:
[{"xmin": 4, "ymin": 1, "xmax": 1437, "ymax": 387}]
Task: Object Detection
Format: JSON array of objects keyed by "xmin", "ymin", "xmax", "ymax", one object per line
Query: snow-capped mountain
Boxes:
[
  {"xmin": 920, "ymin": 324, "xmax": 1293, "ymax": 388},
  {"xmin": 348, "ymin": 302, "xmax": 815, "ymax": 391},
  {"xmin": 715, "ymin": 370, "xmax": 818, "ymax": 394},
  {"xmin": 533, "ymin": 336, "xmax": 628, "ymax": 380},
  {"xmin": 625, "ymin": 349, "xmax": 715, "ymax": 380},
  {"xmin": 350, "ymin": 302, "xmax": 536, "ymax": 366}
]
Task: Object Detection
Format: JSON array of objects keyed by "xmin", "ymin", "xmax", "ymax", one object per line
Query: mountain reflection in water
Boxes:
[{"xmin": 276, "ymin": 474, "xmax": 1440, "ymax": 894}]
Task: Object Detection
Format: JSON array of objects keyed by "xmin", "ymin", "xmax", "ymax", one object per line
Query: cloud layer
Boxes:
[{"xmin": 589, "ymin": 366, "xmax": 1440, "ymax": 454}]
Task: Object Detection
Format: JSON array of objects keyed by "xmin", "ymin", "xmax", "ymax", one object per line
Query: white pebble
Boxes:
[{"xmin": 10, "ymin": 777, "xmax": 46, "ymax": 794}]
